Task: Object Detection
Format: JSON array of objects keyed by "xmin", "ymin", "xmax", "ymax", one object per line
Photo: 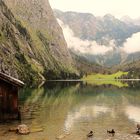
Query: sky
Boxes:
[{"xmin": 49, "ymin": 0, "xmax": 140, "ymax": 19}]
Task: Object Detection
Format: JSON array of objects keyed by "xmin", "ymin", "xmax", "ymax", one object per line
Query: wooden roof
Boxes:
[{"xmin": 0, "ymin": 72, "xmax": 24, "ymax": 87}]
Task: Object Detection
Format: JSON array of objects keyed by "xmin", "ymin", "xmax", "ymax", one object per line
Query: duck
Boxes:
[
  {"xmin": 107, "ymin": 129, "xmax": 115, "ymax": 136},
  {"xmin": 136, "ymin": 124, "xmax": 140, "ymax": 135},
  {"xmin": 137, "ymin": 124, "xmax": 140, "ymax": 131},
  {"xmin": 87, "ymin": 131, "xmax": 93, "ymax": 138}
]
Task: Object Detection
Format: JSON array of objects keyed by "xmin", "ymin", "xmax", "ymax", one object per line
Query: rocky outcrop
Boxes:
[
  {"xmin": 0, "ymin": 0, "xmax": 77, "ymax": 85},
  {"xmin": 4, "ymin": 0, "xmax": 73, "ymax": 66}
]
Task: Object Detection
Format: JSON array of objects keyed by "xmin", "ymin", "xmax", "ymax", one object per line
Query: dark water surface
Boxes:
[{"xmin": 0, "ymin": 81, "xmax": 140, "ymax": 140}]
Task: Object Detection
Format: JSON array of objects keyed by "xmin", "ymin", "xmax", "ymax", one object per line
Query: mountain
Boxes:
[
  {"xmin": 121, "ymin": 16, "xmax": 140, "ymax": 26},
  {"xmin": 54, "ymin": 10, "xmax": 140, "ymax": 66},
  {"xmin": 71, "ymin": 52, "xmax": 108, "ymax": 76},
  {"xmin": 121, "ymin": 16, "xmax": 134, "ymax": 25},
  {"xmin": 134, "ymin": 18, "xmax": 140, "ymax": 26},
  {"xmin": 0, "ymin": 0, "xmax": 77, "ymax": 85},
  {"xmin": 112, "ymin": 59, "xmax": 140, "ymax": 79},
  {"xmin": 54, "ymin": 10, "xmax": 140, "ymax": 46}
]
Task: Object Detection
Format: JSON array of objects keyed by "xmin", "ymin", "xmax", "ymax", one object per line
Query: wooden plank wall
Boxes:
[{"xmin": 0, "ymin": 81, "xmax": 18, "ymax": 121}]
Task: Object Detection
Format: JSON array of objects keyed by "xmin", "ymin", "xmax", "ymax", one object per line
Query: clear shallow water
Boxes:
[{"xmin": 0, "ymin": 81, "xmax": 140, "ymax": 140}]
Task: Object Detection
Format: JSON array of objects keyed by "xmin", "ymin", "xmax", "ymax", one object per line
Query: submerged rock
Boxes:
[
  {"xmin": 9, "ymin": 124, "xmax": 44, "ymax": 135},
  {"xmin": 56, "ymin": 134, "xmax": 66, "ymax": 139},
  {"xmin": 56, "ymin": 132, "xmax": 71, "ymax": 139},
  {"xmin": 17, "ymin": 124, "xmax": 30, "ymax": 135}
]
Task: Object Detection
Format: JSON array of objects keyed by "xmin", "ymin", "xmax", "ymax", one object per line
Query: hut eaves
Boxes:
[{"xmin": 0, "ymin": 72, "xmax": 24, "ymax": 87}]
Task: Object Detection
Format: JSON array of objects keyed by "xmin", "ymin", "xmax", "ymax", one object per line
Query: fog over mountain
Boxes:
[
  {"xmin": 57, "ymin": 19, "xmax": 114, "ymax": 55},
  {"xmin": 58, "ymin": 18, "xmax": 140, "ymax": 54},
  {"xmin": 55, "ymin": 10, "xmax": 140, "ymax": 66}
]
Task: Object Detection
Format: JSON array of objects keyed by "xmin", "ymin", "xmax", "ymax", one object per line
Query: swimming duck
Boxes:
[
  {"xmin": 87, "ymin": 131, "xmax": 93, "ymax": 138},
  {"xmin": 136, "ymin": 124, "xmax": 140, "ymax": 135},
  {"xmin": 107, "ymin": 129, "xmax": 115, "ymax": 136}
]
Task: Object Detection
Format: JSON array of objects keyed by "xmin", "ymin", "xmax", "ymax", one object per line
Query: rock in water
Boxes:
[
  {"xmin": 56, "ymin": 132, "xmax": 71, "ymax": 139},
  {"xmin": 17, "ymin": 124, "xmax": 30, "ymax": 135},
  {"xmin": 56, "ymin": 134, "xmax": 66, "ymax": 139}
]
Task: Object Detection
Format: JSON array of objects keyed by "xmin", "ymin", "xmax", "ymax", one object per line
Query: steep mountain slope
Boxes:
[
  {"xmin": 0, "ymin": 0, "xmax": 77, "ymax": 85},
  {"xmin": 71, "ymin": 52, "xmax": 108, "ymax": 76},
  {"xmin": 0, "ymin": 0, "xmax": 41, "ymax": 84},
  {"xmin": 112, "ymin": 60, "xmax": 140, "ymax": 79}
]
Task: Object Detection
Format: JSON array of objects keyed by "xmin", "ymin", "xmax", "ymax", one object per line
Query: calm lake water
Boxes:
[{"xmin": 0, "ymin": 81, "xmax": 140, "ymax": 140}]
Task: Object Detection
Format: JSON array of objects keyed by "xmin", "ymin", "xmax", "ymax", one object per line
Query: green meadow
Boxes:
[{"xmin": 82, "ymin": 71, "xmax": 128, "ymax": 87}]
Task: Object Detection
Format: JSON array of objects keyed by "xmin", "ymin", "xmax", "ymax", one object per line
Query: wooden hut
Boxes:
[{"xmin": 0, "ymin": 72, "xmax": 24, "ymax": 121}]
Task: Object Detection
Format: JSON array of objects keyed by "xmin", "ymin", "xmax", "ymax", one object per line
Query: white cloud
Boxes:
[
  {"xmin": 58, "ymin": 19, "xmax": 140, "ymax": 55},
  {"xmin": 57, "ymin": 19, "xmax": 113, "ymax": 55},
  {"xmin": 49, "ymin": 0, "xmax": 140, "ymax": 19},
  {"xmin": 122, "ymin": 32, "xmax": 140, "ymax": 54}
]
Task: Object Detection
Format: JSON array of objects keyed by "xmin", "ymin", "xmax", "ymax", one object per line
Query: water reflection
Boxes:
[
  {"xmin": 0, "ymin": 81, "xmax": 140, "ymax": 140},
  {"xmin": 64, "ymin": 105, "xmax": 110, "ymax": 131},
  {"xmin": 15, "ymin": 82, "xmax": 140, "ymax": 140},
  {"xmin": 83, "ymin": 79, "xmax": 129, "ymax": 88},
  {"xmin": 125, "ymin": 105, "xmax": 140, "ymax": 124}
]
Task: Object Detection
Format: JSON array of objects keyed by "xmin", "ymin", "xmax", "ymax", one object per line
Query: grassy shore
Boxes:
[
  {"xmin": 82, "ymin": 71, "xmax": 128, "ymax": 80},
  {"xmin": 82, "ymin": 71, "xmax": 128, "ymax": 87}
]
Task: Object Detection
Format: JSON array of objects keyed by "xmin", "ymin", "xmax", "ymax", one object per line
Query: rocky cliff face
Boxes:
[
  {"xmin": 0, "ymin": 0, "xmax": 76, "ymax": 85},
  {"xmin": 4, "ymin": 0, "xmax": 72, "ymax": 64}
]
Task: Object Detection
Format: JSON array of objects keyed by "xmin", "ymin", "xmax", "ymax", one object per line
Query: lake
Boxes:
[{"xmin": 0, "ymin": 80, "xmax": 140, "ymax": 140}]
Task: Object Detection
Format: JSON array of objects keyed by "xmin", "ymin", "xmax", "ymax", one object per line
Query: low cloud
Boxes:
[
  {"xmin": 57, "ymin": 19, "xmax": 114, "ymax": 55},
  {"xmin": 58, "ymin": 19, "xmax": 140, "ymax": 55},
  {"xmin": 122, "ymin": 32, "xmax": 140, "ymax": 54}
]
